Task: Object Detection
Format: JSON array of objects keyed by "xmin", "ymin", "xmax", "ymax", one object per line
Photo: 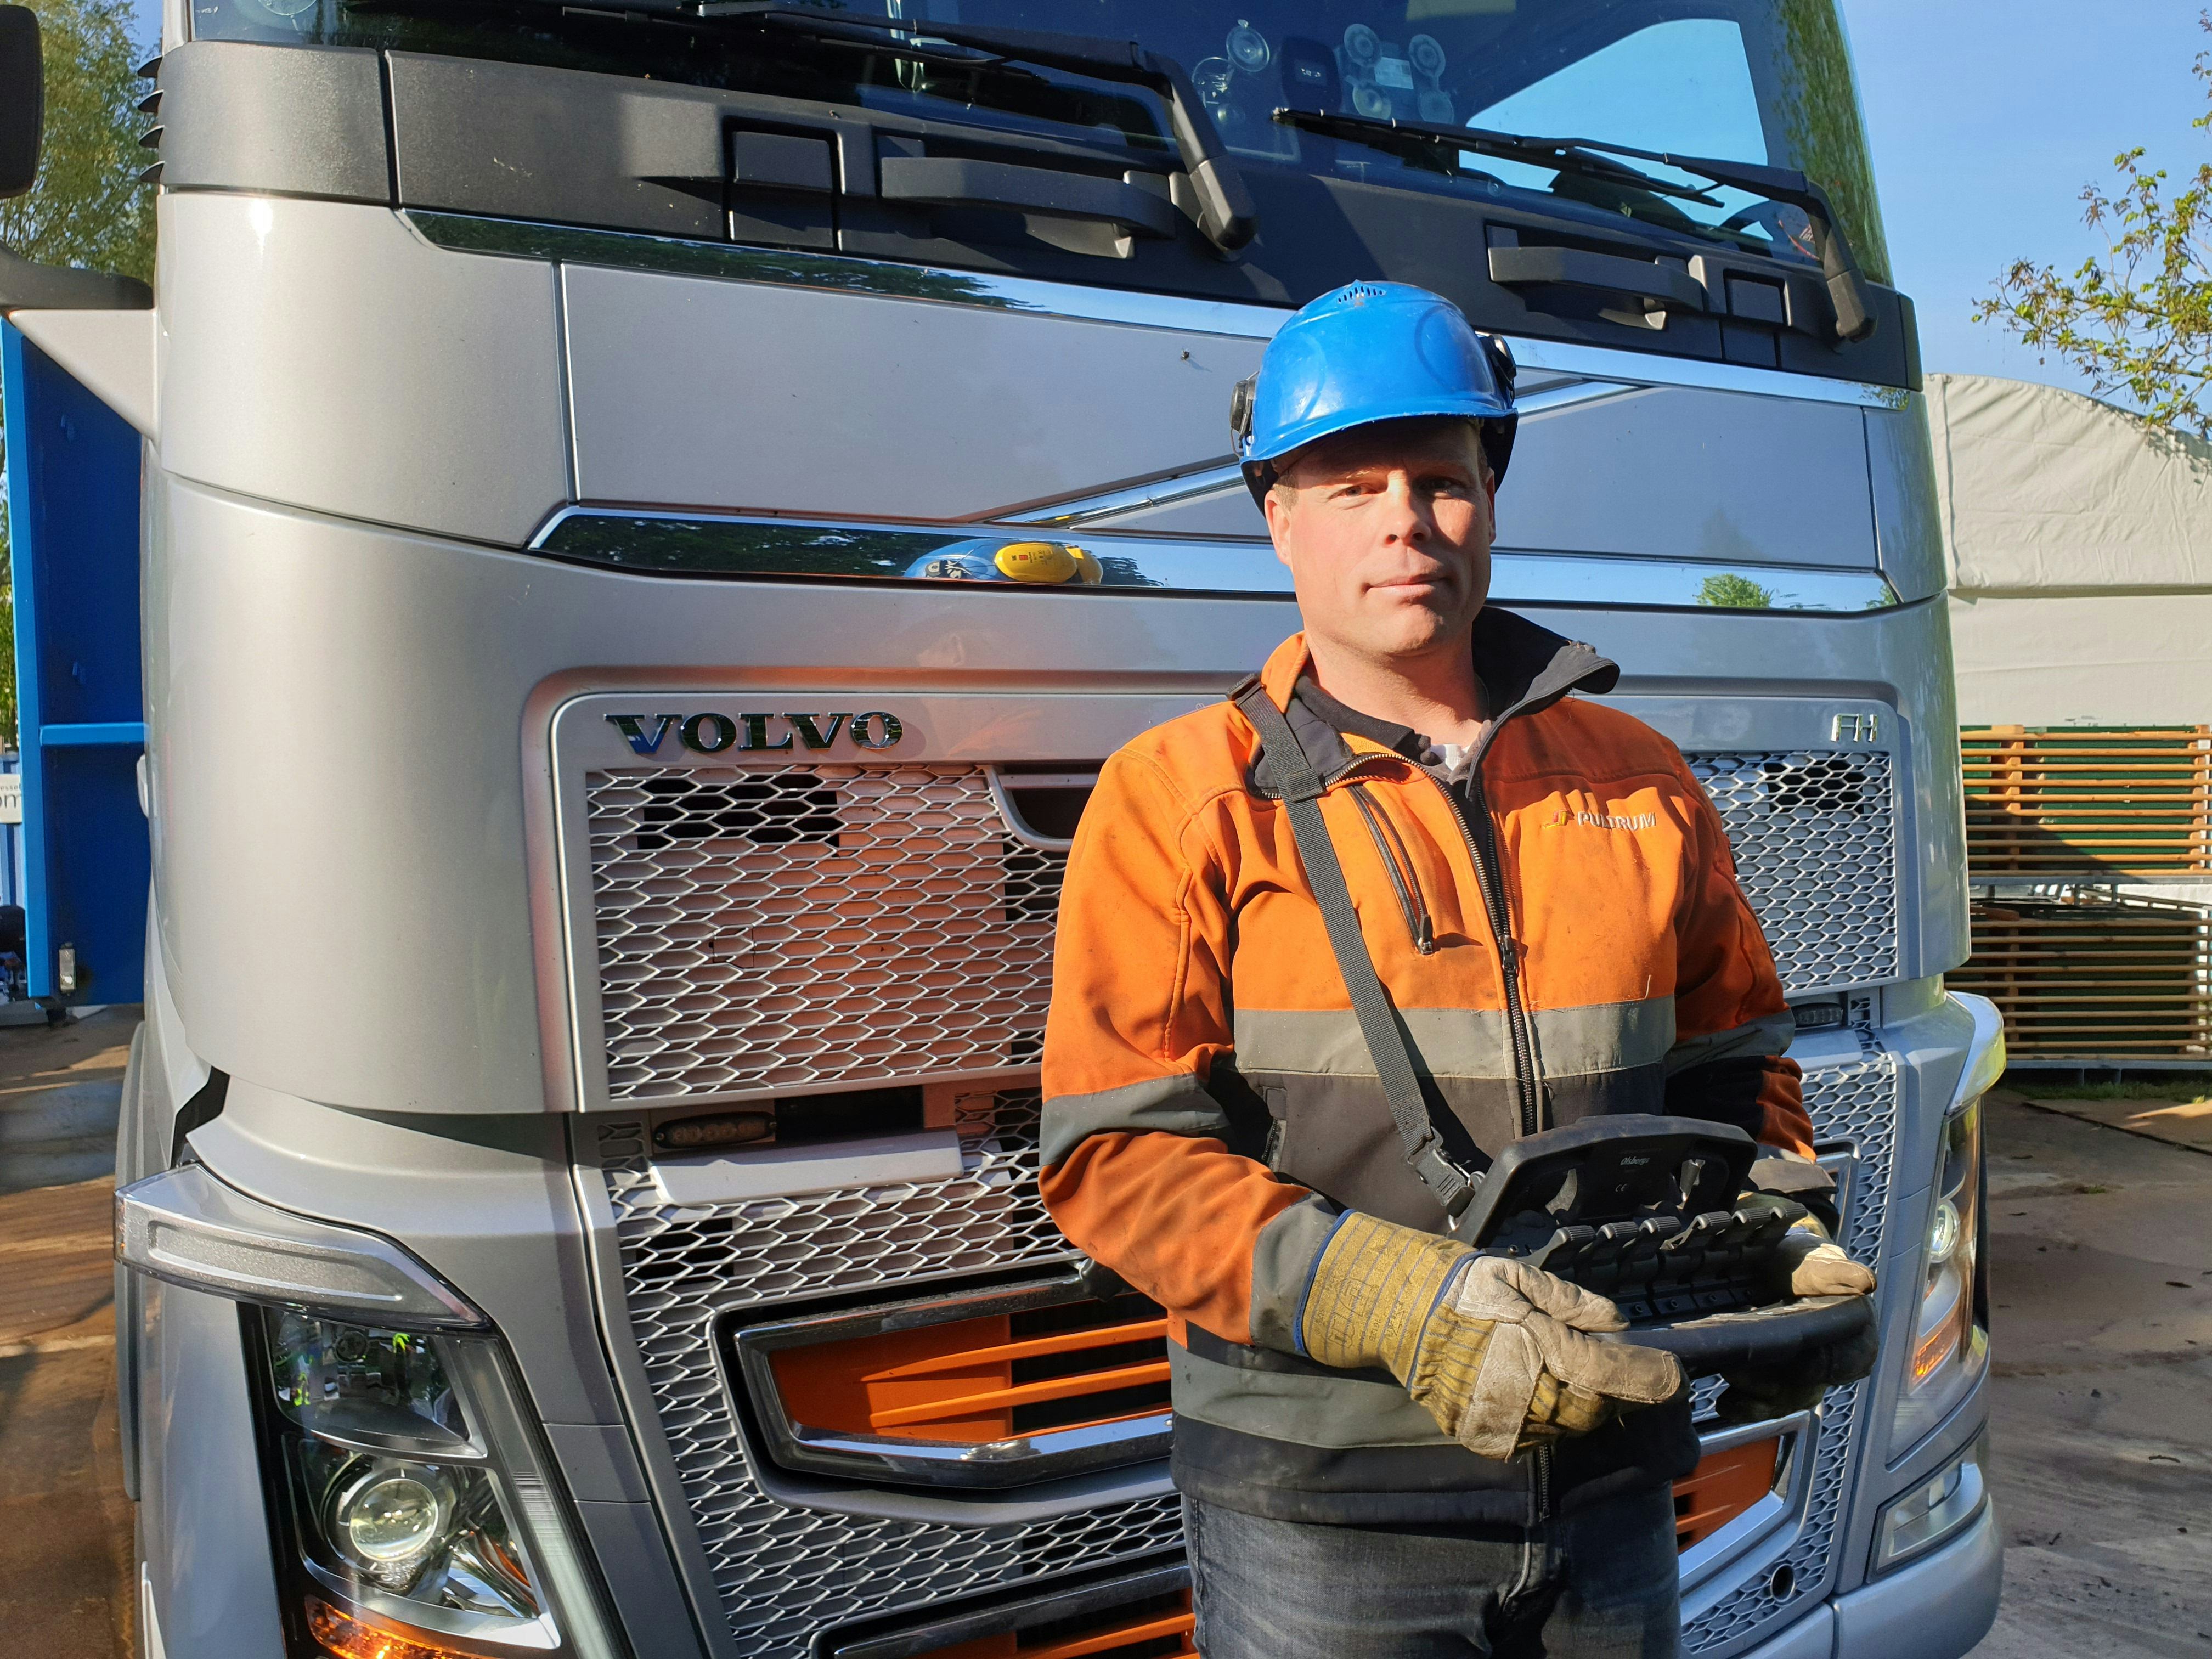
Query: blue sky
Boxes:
[
  {"xmin": 129, "ymin": 0, "xmax": 2202, "ymax": 401},
  {"xmin": 1842, "ymin": 1, "xmax": 2208, "ymax": 397}
]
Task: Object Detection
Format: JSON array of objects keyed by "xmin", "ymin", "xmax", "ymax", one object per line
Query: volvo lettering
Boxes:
[{"xmin": 606, "ymin": 712, "xmax": 908, "ymax": 757}]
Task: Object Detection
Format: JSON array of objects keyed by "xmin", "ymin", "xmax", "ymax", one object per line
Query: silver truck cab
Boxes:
[{"xmin": 0, "ymin": 2, "xmax": 2002, "ymax": 1655}]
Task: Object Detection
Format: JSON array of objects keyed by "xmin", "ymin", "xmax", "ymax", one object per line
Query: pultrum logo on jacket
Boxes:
[
  {"xmin": 605, "ymin": 712, "xmax": 905, "ymax": 756},
  {"xmin": 1546, "ymin": 806, "xmax": 1659, "ymax": 831}
]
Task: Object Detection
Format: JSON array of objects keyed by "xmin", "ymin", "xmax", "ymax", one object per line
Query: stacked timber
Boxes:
[
  {"xmin": 1955, "ymin": 727, "xmax": 2212, "ymax": 1059},
  {"xmin": 1952, "ymin": 893, "xmax": 2212, "ymax": 1058},
  {"xmin": 1961, "ymin": 726, "xmax": 2211, "ymax": 877}
]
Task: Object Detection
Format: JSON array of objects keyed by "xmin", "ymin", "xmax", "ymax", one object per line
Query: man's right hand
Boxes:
[{"xmin": 1301, "ymin": 1214, "xmax": 1686, "ymax": 1462}]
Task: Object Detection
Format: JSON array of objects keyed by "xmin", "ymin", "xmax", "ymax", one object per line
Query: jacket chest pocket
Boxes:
[{"xmin": 1348, "ymin": 782, "xmax": 1437, "ymax": 956}]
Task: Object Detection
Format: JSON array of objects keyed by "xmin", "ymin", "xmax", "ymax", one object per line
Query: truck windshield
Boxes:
[{"xmin": 195, "ymin": 0, "xmax": 1887, "ymax": 283}]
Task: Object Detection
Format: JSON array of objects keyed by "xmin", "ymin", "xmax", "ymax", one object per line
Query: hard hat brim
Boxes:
[
  {"xmin": 1241, "ymin": 392, "xmax": 1515, "ymax": 469},
  {"xmin": 1242, "ymin": 409, "xmax": 1519, "ymax": 506}
]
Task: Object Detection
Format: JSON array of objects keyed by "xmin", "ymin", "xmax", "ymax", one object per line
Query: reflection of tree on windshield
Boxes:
[
  {"xmin": 1697, "ymin": 572, "xmax": 1776, "ymax": 609},
  {"xmin": 1773, "ymin": 0, "xmax": 1892, "ymax": 285}
]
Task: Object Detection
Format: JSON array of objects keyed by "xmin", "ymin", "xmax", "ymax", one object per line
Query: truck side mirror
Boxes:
[{"xmin": 0, "ymin": 5, "xmax": 44, "ymax": 201}]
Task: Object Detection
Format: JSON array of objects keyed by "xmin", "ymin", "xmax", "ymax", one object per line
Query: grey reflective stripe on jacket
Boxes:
[
  {"xmin": 1665, "ymin": 1008, "xmax": 1797, "ymax": 1074},
  {"xmin": 1039, "ymin": 1074, "xmax": 1232, "ymax": 1172},
  {"xmin": 1233, "ymin": 1000, "xmax": 1678, "ymax": 1080}
]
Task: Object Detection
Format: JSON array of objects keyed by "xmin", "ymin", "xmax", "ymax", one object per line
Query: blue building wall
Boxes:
[{"xmin": 1, "ymin": 322, "xmax": 149, "ymax": 1006}]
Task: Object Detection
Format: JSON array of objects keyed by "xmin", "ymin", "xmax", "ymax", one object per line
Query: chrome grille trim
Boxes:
[{"xmin": 530, "ymin": 511, "xmax": 1902, "ymax": 611}]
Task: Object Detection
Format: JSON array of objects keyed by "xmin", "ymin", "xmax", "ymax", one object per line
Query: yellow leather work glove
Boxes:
[
  {"xmin": 1736, "ymin": 1194, "xmax": 1878, "ymax": 1299},
  {"xmin": 1300, "ymin": 1212, "xmax": 1686, "ymax": 1462},
  {"xmin": 1775, "ymin": 1226, "xmax": 1877, "ymax": 1296},
  {"xmin": 1719, "ymin": 1199, "xmax": 1880, "ymax": 1423}
]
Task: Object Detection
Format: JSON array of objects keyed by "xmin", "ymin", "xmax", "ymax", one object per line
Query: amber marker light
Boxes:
[
  {"xmin": 1891, "ymin": 1096, "xmax": 1988, "ymax": 1453},
  {"xmin": 304, "ymin": 1595, "xmax": 482, "ymax": 1659}
]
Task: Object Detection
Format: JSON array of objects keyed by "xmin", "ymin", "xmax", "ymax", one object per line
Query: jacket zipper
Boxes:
[
  {"xmin": 1329, "ymin": 750, "xmax": 1542, "ymax": 1137},
  {"xmin": 1391, "ymin": 760, "xmax": 1549, "ymax": 1515},
  {"xmin": 1348, "ymin": 784, "xmax": 1436, "ymax": 955},
  {"xmin": 1424, "ymin": 765, "xmax": 1545, "ymax": 1138}
]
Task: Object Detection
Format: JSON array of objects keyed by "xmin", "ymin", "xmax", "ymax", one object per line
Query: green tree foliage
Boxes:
[
  {"xmin": 0, "ymin": 0, "xmax": 154, "ymax": 281},
  {"xmin": 1696, "ymin": 572, "xmax": 1776, "ymax": 610},
  {"xmin": 1774, "ymin": 0, "xmax": 1893, "ymax": 287},
  {"xmin": 1975, "ymin": 15, "xmax": 2212, "ymax": 438},
  {"xmin": 0, "ymin": 0, "xmax": 151, "ymax": 747}
]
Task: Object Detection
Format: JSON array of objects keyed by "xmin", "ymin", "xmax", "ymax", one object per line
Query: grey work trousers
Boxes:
[{"xmin": 1183, "ymin": 1484, "xmax": 1682, "ymax": 1658}]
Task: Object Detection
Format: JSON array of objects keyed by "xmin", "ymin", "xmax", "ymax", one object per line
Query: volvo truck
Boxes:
[{"xmin": 0, "ymin": 1, "xmax": 2003, "ymax": 1654}]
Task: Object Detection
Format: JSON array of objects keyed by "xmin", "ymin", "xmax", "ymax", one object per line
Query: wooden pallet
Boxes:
[
  {"xmin": 1952, "ymin": 893, "xmax": 2212, "ymax": 1057},
  {"xmin": 1961, "ymin": 726, "xmax": 2212, "ymax": 876}
]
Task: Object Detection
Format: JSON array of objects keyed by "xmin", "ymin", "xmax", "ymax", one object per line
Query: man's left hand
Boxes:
[{"xmin": 1775, "ymin": 1230, "xmax": 1876, "ymax": 1297}]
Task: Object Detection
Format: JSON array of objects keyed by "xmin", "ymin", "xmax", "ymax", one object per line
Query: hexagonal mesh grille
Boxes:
[
  {"xmin": 584, "ymin": 766, "xmax": 1061, "ymax": 1102},
  {"xmin": 1683, "ymin": 1054, "xmax": 1901, "ymax": 1656},
  {"xmin": 591, "ymin": 1090, "xmax": 1183, "ymax": 1656},
  {"xmin": 577, "ymin": 753, "xmax": 1896, "ymax": 1104},
  {"xmin": 1690, "ymin": 752, "xmax": 1898, "ymax": 994},
  {"xmin": 592, "ymin": 1062, "xmax": 1898, "ymax": 1657}
]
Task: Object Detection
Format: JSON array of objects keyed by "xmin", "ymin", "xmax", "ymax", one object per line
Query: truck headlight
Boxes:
[
  {"xmin": 1888, "ymin": 1095, "xmax": 1988, "ymax": 1456},
  {"xmin": 248, "ymin": 1308, "xmax": 612, "ymax": 1656},
  {"xmin": 1872, "ymin": 1430, "xmax": 1989, "ymax": 1572},
  {"xmin": 326, "ymin": 1459, "xmax": 459, "ymax": 1585},
  {"xmin": 116, "ymin": 1166, "xmax": 618, "ymax": 1656}
]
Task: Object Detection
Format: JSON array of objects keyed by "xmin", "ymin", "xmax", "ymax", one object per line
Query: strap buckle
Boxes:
[{"xmin": 1407, "ymin": 1132, "xmax": 1481, "ymax": 1231}]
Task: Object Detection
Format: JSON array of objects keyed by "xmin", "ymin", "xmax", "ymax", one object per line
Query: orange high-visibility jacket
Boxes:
[{"xmin": 1040, "ymin": 608, "xmax": 1809, "ymax": 1524}]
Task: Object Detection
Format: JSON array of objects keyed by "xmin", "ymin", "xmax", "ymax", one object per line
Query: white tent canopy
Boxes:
[
  {"xmin": 1932, "ymin": 373, "xmax": 2212, "ymax": 595},
  {"xmin": 1929, "ymin": 374, "xmax": 2212, "ymax": 726}
]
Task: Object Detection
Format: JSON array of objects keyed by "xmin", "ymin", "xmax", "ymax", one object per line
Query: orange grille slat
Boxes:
[
  {"xmin": 1026, "ymin": 1611, "xmax": 1195, "ymax": 1658},
  {"xmin": 865, "ymin": 1319, "xmax": 1170, "ymax": 1381},
  {"xmin": 1673, "ymin": 1437, "xmax": 1781, "ymax": 1550},
  {"xmin": 766, "ymin": 1294, "xmax": 1174, "ymax": 1447},
  {"xmin": 868, "ymin": 1361, "xmax": 1173, "ymax": 1430},
  {"xmin": 917, "ymin": 1592, "xmax": 1196, "ymax": 1659},
  {"xmin": 1034, "ymin": 1406, "xmax": 1170, "ymax": 1437}
]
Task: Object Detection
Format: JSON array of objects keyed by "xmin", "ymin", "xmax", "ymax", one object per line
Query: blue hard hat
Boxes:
[{"xmin": 1232, "ymin": 281, "xmax": 1518, "ymax": 504}]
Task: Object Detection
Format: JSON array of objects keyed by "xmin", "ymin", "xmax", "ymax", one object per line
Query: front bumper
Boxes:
[
  {"xmin": 1833, "ymin": 1495, "xmax": 2002, "ymax": 1659},
  {"xmin": 1742, "ymin": 1498, "xmax": 2002, "ymax": 1659}
]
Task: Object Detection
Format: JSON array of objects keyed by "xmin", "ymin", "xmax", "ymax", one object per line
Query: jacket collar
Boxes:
[{"xmin": 1244, "ymin": 608, "xmax": 1620, "ymax": 794}]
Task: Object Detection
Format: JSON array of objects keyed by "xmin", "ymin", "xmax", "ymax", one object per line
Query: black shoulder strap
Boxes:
[{"xmin": 1232, "ymin": 681, "xmax": 1481, "ymax": 1226}]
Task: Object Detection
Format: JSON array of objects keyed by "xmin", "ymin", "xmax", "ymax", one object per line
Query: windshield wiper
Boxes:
[
  {"xmin": 692, "ymin": 4, "xmax": 1257, "ymax": 253},
  {"xmin": 1279, "ymin": 106, "xmax": 1719, "ymax": 207},
  {"xmin": 1274, "ymin": 106, "xmax": 1876, "ymax": 342}
]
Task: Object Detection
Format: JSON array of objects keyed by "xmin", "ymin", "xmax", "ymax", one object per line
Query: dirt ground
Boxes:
[
  {"xmin": 0, "ymin": 1007, "xmax": 137, "ymax": 1659},
  {"xmin": 1972, "ymin": 1088, "xmax": 2212, "ymax": 1657},
  {"xmin": 2, "ymin": 1022, "xmax": 2210, "ymax": 1659}
]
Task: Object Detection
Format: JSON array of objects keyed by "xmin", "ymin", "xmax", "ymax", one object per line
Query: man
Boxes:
[{"xmin": 1040, "ymin": 282, "xmax": 1871, "ymax": 1658}]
